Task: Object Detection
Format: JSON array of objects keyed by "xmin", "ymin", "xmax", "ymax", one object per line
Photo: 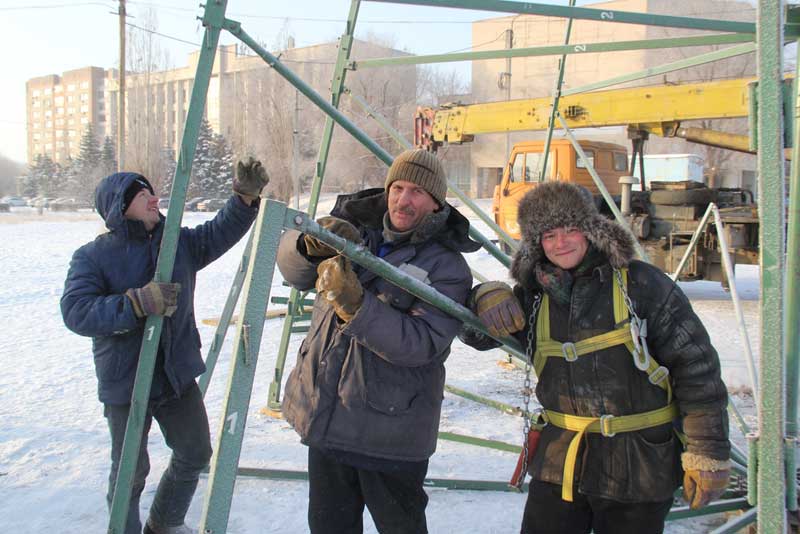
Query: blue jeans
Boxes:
[{"xmin": 104, "ymin": 382, "xmax": 213, "ymax": 534}]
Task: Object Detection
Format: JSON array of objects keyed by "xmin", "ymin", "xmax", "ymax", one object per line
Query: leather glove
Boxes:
[
  {"xmin": 469, "ymin": 281, "xmax": 525, "ymax": 338},
  {"xmin": 233, "ymin": 157, "xmax": 270, "ymax": 202},
  {"xmin": 316, "ymin": 256, "xmax": 363, "ymax": 322},
  {"xmin": 126, "ymin": 281, "xmax": 181, "ymax": 318},
  {"xmin": 682, "ymin": 452, "xmax": 730, "ymax": 510},
  {"xmin": 303, "ymin": 216, "xmax": 363, "ymax": 258}
]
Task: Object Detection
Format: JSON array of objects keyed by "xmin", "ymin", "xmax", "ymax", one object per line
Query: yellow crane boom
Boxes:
[{"xmin": 415, "ymin": 77, "xmax": 787, "ymax": 154}]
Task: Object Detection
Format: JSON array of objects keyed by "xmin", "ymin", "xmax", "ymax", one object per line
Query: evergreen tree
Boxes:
[
  {"xmin": 101, "ymin": 136, "xmax": 117, "ymax": 176},
  {"xmin": 207, "ymin": 132, "xmax": 234, "ymax": 197},
  {"xmin": 158, "ymin": 147, "xmax": 177, "ymax": 199},
  {"xmin": 70, "ymin": 125, "xmax": 105, "ymax": 203},
  {"xmin": 191, "ymin": 117, "xmax": 215, "ymax": 198},
  {"xmin": 21, "ymin": 154, "xmax": 59, "ymax": 197}
]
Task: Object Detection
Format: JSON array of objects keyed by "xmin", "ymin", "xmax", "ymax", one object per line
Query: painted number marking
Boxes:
[
  {"xmin": 574, "ymin": 44, "xmax": 587, "ymax": 53},
  {"xmin": 601, "ymin": 11, "xmax": 614, "ymax": 20},
  {"xmin": 146, "ymin": 326, "xmax": 155, "ymax": 341},
  {"xmin": 227, "ymin": 412, "xmax": 239, "ymax": 435}
]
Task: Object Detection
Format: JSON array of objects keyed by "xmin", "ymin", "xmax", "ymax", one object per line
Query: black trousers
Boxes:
[
  {"xmin": 307, "ymin": 447, "xmax": 429, "ymax": 534},
  {"xmin": 521, "ymin": 480, "xmax": 674, "ymax": 534},
  {"xmin": 104, "ymin": 382, "xmax": 213, "ymax": 534}
]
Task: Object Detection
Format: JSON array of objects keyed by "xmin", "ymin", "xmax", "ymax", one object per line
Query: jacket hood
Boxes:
[
  {"xmin": 510, "ymin": 181, "xmax": 635, "ymax": 290},
  {"xmin": 95, "ymin": 172, "xmax": 149, "ymax": 232},
  {"xmin": 330, "ymin": 187, "xmax": 481, "ymax": 253}
]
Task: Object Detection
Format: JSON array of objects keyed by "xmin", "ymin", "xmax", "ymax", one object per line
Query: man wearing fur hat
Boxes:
[
  {"xmin": 61, "ymin": 159, "xmax": 269, "ymax": 534},
  {"xmin": 276, "ymin": 149, "xmax": 480, "ymax": 533},
  {"xmin": 461, "ymin": 181, "xmax": 730, "ymax": 533}
]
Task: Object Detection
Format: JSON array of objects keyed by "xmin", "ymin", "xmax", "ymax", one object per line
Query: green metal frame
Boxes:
[
  {"xmin": 348, "ymin": 33, "xmax": 755, "ymax": 69},
  {"xmin": 109, "ymin": 1, "xmax": 799, "ymax": 531},
  {"xmin": 756, "ymin": 2, "xmax": 788, "ymax": 531},
  {"xmin": 106, "ymin": 1, "xmax": 229, "ymax": 532},
  {"xmin": 265, "ymin": 0, "xmax": 363, "ymax": 413}
]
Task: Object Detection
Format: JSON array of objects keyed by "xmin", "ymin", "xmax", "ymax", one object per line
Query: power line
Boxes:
[{"xmin": 0, "ymin": 2, "xmax": 114, "ymax": 10}]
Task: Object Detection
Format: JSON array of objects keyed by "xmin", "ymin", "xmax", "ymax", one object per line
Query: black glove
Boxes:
[
  {"xmin": 126, "ymin": 281, "xmax": 181, "ymax": 318},
  {"xmin": 233, "ymin": 157, "xmax": 270, "ymax": 201},
  {"xmin": 303, "ymin": 216, "xmax": 363, "ymax": 258}
]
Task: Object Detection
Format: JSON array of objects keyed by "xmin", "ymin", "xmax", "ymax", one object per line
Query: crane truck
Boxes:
[{"xmin": 415, "ymin": 77, "xmax": 792, "ymax": 283}]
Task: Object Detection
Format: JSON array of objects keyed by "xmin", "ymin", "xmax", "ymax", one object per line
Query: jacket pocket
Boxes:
[
  {"xmin": 624, "ymin": 430, "xmax": 682, "ymax": 500},
  {"xmin": 364, "ymin": 354, "xmax": 422, "ymax": 416}
]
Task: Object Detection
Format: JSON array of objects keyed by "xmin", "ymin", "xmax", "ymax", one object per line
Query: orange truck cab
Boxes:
[{"xmin": 492, "ymin": 139, "xmax": 629, "ymax": 239}]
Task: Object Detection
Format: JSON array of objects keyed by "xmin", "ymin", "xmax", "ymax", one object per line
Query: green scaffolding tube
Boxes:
[{"xmin": 106, "ymin": 2, "xmax": 228, "ymax": 532}]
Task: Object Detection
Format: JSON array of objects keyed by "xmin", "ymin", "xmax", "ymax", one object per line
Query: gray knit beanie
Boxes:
[{"xmin": 384, "ymin": 149, "xmax": 447, "ymax": 205}]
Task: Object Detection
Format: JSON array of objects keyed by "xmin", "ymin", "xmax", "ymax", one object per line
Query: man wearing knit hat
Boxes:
[
  {"xmin": 461, "ymin": 181, "xmax": 730, "ymax": 533},
  {"xmin": 276, "ymin": 149, "xmax": 480, "ymax": 533},
  {"xmin": 61, "ymin": 158, "xmax": 269, "ymax": 534}
]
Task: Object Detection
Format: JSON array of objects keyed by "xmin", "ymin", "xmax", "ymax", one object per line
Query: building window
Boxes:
[
  {"xmin": 80, "ymin": 117, "xmax": 89, "ymax": 124},
  {"xmin": 33, "ymin": 90, "xmax": 41, "ymax": 97},
  {"xmin": 67, "ymin": 84, "xmax": 76, "ymax": 91},
  {"xmin": 80, "ymin": 105, "xmax": 89, "ymax": 113},
  {"xmin": 55, "ymin": 96, "xmax": 64, "ymax": 105},
  {"xmin": 80, "ymin": 93, "xmax": 89, "ymax": 102},
  {"xmin": 33, "ymin": 111, "xmax": 40, "ymax": 119},
  {"xmin": 69, "ymin": 130, "xmax": 77, "ymax": 137},
  {"xmin": 46, "ymin": 120, "xmax": 53, "ymax": 128},
  {"xmin": 80, "ymin": 81, "xmax": 89, "ymax": 89},
  {"xmin": 56, "ymin": 131, "xmax": 63, "ymax": 138},
  {"xmin": 56, "ymin": 107, "xmax": 64, "ymax": 114},
  {"xmin": 44, "ymin": 88, "xmax": 52, "ymax": 95},
  {"xmin": 67, "ymin": 95, "xmax": 74, "ymax": 103},
  {"xmin": 33, "ymin": 100, "xmax": 41, "ymax": 108}
]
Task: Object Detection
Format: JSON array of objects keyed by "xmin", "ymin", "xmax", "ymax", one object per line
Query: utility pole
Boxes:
[
  {"xmin": 292, "ymin": 88, "xmax": 300, "ymax": 209},
  {"xmin": 118, "ymin": 0, "xmax": 126, "ymax": 171}
]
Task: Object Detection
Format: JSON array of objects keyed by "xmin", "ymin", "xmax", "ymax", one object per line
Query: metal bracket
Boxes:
[
  {"xmin": 562, "ymin": 342, "xmax": 579, "ymax": 362},
  {"xmin": 600, "ymin": 414, "xmax": 616, "ymax": 437}
]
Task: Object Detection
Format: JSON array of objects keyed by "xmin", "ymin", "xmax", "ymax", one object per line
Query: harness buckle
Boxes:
[
  {"xmin": 562, "ymin": 342, "xmax": 578, "ymax": 362},
  {"xmin": 648, "ymin": 365, "xmax": 670, "ymax": 385},
  {"xmin": 531, "ymin": 408, "xmax": 549, "ymax": 427},
  {"xmin": 599, "ymin": 414, "xmax": 616, "ymax": 437}
]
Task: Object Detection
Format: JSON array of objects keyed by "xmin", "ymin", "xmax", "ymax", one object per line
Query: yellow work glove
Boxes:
[
  {"xmin": 304, "ymin": 216, "xmax": 363, "ymax": 258},
  {"xmin": 316, "ymin": 256, "xmax": 364, "ymax": 322},
  {"xmin": 469, "ymin": 281, "xmax": 525, "ymax": 338},
  {"xmin": 681, "ymin": 452, "xmax": 730, "ymax": 510}
]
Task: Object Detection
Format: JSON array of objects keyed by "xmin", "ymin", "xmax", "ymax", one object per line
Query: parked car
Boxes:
[
  {"xmin": 1, "ymin": 196, "xmax": 27, "ymax": 207},
  {"xmin": 0, "ymin": 201, "xmax": 9, "ymax": 213},
  {"xmin": 197, "ymin": 198, "xmax": 226, "ymax": 212},
  {"xmin": 31, "ymin": 197, "xmax": 53, "ymax": 209},
  {"xmin": 158, "ymin": 198, "xmax": 170, "ymax": 209},
  {"xmin": 50, "ymin": 197, "xmax": 90, "ymax": 211},
  {"xmin": 184, "ymin": 197, "xmax": 205, "ymax": 211}
]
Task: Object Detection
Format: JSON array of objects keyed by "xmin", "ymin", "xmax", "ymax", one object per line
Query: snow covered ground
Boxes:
[{"xmin": 0, "ymin": 199, "xmax": 759, "ymax": 533}]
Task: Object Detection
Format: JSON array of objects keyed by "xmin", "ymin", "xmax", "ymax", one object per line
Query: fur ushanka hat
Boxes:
[{"xmin": 510, "ymin": 181, "xmax": 635, "ymax": 288}]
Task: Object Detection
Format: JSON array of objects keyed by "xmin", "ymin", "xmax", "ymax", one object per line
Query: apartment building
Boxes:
[{"xmin": 26, "ymin": 67, "xmax": 115, "ymax": 164}]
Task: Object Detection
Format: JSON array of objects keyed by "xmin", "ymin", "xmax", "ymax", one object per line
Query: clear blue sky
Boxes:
[{"xmin": 0, "ymin": 0, "xmax": 541, "ymax": 164}]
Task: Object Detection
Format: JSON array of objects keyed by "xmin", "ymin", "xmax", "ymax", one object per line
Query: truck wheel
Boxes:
[{"xmin": 649, "ymin": 188, "xmax": 717, "ymax": 206}]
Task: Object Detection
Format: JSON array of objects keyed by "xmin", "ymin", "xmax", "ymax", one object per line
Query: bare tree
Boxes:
[{"xmin": 124, "ymin": 8, "xmax": 172, "ymax": 191}]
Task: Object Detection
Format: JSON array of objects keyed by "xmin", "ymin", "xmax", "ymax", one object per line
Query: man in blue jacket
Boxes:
[{"xmin": 61, "ymin": 160, "xmax": 268, "ymax": 534}]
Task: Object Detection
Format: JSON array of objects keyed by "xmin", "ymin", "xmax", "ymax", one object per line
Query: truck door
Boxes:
[{"xmin": 495, "ymin": 148, "xmax": 555, "ymax": 239}]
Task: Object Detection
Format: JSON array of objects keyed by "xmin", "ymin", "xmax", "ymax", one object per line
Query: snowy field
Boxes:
[{"xmin": 0, "ymin": 198, "xmax": 760, "ymax": 533}]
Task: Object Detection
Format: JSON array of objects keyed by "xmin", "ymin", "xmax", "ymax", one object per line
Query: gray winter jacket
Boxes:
[{"xmin": 277, "ymin": 188, "xmax": 479, "ymax": 462}]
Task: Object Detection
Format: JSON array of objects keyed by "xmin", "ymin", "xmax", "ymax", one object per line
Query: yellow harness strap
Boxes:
[
  {"xmin": 545, "ymin": 403, "xmax": 679, "ymax": 501},
  {"xmin": 533, "ymin": 269, "xmax": 672, "ymax": 399},
  {"xmin": 532, "ymin": 268, "xmax": 678, "ymax": 502}
]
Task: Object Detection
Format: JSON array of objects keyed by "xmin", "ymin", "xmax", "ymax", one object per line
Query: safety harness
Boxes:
[{"xmin": 531, "ymin": 268, "xmax": 679, "ymax": 502}]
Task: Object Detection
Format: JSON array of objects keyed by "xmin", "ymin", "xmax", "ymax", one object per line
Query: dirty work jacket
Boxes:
[
  {"xmin": 61, "ymin": 172, "xmax": 258, "ymax": 404},
  {"xmin": 463, "ymin": 259, "xmax": 729, "ymax": 502},
  {"xmin": 277, "ymin": 188, "xmax": 478, "ymax": 462}
]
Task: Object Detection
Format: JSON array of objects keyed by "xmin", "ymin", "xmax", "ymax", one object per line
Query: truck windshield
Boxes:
[{"xmin": 510, "ymin": 151, "xmax": 553, "ymax": 183}]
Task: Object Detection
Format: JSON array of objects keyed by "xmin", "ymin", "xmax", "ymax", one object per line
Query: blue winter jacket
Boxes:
[{"xmin": 61, "ymin": 172, "xmax": 258, "ymax": 404}]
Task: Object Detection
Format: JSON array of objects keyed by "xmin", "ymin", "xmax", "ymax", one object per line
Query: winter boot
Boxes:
[{"xmin": 143, "ymin": 518, "xmax": 197, "ymax": 534}]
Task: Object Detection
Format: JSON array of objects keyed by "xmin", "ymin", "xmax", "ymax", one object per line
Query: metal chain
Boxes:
[
  {"xmin": 517, "ymin": 292, "xmax": 542, "ymax": 490},
  {"xmin": 613, "ymin": 268, "xmax": 639, "ymax": 322}
]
